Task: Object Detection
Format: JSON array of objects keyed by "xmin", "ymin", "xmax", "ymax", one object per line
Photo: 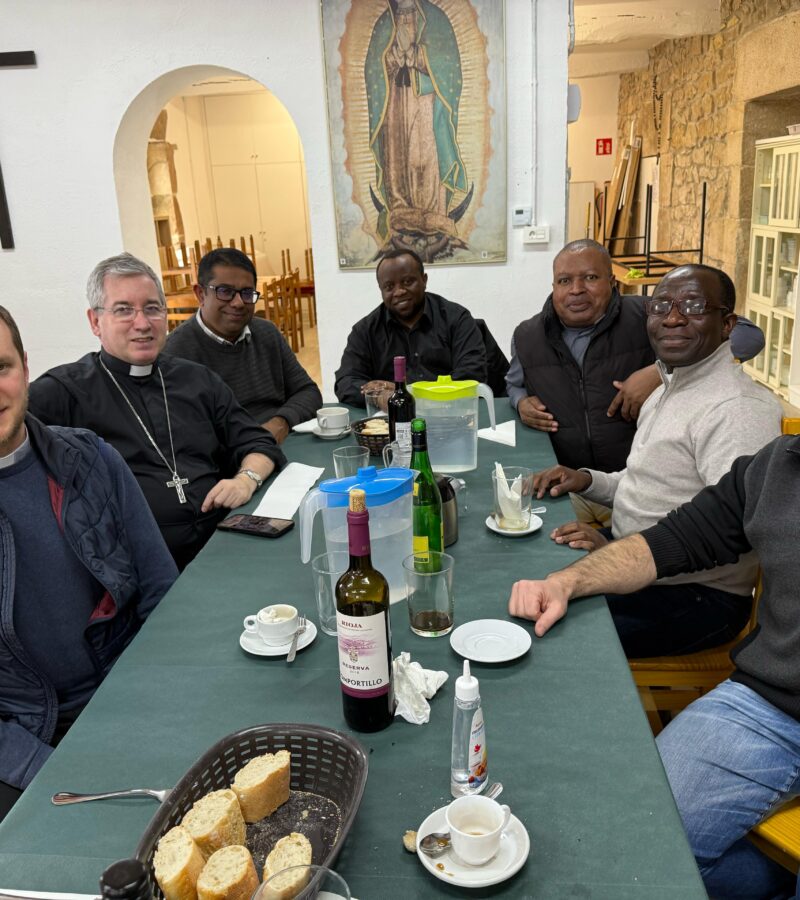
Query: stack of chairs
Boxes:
[{"xmin": 260, "ymin": 270, "xmax": 304, "ymax": 352}]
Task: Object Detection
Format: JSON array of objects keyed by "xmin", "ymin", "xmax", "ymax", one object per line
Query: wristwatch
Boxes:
[{"xmin": 237, "ymin": 468, "xmax": 263, "ymax": 489}]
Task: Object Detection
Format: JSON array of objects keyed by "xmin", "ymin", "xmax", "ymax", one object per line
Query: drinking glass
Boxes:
[
  {"xmin": 491, "ymin": 465, "xmax": 533, "ymax": 530},
  {"xmin": 333, "ymin": 445, "xmax": 370, "ymax": 478},
  {"xmin": 311, "ymin": 551, "xmax": 349, "ymax": 636},
  {"xmin": 253, "ymin": 864, "xmax": 351, "ymax": 900},
  {"xmin": 402, "ymin": 550, "xmax": 455, "ymax": 637},
  {"xmin": 364, "ymin": 388, "xmax": 385, "ymax": 418}
]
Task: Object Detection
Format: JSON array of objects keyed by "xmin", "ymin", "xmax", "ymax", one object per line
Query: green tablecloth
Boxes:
[{"xmin": 0, "ymin": 402, "xmax": 705, "ymax": 898}]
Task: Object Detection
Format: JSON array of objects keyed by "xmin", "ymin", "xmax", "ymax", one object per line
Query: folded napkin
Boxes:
[
  {"xmin": 252, "ymin": 462, "xmax": 324, "ymax": 519},
  {"xmin": 392, "ymin": 652, "xmax": 449, "ymax": 724},
  {"xmin": 291, "ymin": 419, "xmax": 319, "ymax": 434},
  {"xmin": 479, "ymin": 418, "xmax": 516, "ymax": 447},
  {"xmin": 494, "ymin": 460, "xmax": 525, "ymax": 526}
]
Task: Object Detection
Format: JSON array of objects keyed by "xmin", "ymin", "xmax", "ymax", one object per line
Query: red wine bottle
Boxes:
[
  {"xmin": 335, "ymin": 489, "xmax": 394, "ymax": 732},
  {"xmin": 388, "ymin": 355, "xmax": 415, "ymax": 453}
]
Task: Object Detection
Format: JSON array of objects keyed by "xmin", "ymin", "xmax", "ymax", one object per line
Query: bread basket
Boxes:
[
  {"xmin": 352, "ymin": 417, "xmax": 391, "ymax": 457},
  {"xmin": 135, "ymin": 723, "xmax": 368, "ymax": 896}
]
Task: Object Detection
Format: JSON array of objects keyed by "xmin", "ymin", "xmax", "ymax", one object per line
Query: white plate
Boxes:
[
  {"xmin": 416, "ymin": 805, "xmax": 530, "ymax": 888},
  {"xmin": 485, "ymin": 514, "xmax": 542, "ymax": 537},
  {"xmin": 312, "ymin": 425, "xmax": 352, "ymax": 441},
  {"xmin": 239, "ymin": 622, "xmax": 317, "ymax": 657},
  {"xmin": 449, "ymin": 619, "xmax": 532, "ymax": 664}
]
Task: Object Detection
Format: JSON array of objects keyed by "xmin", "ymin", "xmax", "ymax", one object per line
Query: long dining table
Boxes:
[{"xmin": 0, "ymin": 401, "xmax": 705, "ymax": 898}]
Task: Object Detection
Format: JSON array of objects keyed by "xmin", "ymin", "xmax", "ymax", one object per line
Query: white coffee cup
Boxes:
[
  {"xmin": 316, "ymin": 406, "xmax": 349, "ymax": 433},
  {"xmin": 243, "ymin": 604, "xmax": 298, "ymax": 646},
  {"xmin": 444, "ymin": 794, "xmax": 512, "ymax": 866}
]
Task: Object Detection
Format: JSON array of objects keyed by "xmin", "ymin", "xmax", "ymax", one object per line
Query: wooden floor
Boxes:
[{"xmin": 295, "ymin": 308, "xmax": 321, "ymax": 388}]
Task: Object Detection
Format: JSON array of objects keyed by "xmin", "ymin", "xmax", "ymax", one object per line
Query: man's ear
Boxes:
[
  {"xmin": 87, "ymin": 307, "xmax": 101, "ymax": 338},
  {"xmin": 23, "ymin": 351, "xmax": 29, "ymax": 386},
  {"xmin": 422, "ymin": 272, "xmax": 428, "ymax": 289},
  {"xmin": 193, "ymin": 283, "xmax": 205, "ymax": 305},
  {"xmin": 609, "ymin": 272, "xmax": 617, "ymax": 294},
  {"xmin": 722, "ymin": 311, "xmax": 737, "ymax": 340}
]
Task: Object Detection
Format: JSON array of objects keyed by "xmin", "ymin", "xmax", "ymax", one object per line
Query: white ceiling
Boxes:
[{"xmin": 571, "ymin": 0, "xmax": 721, "ymax": 78}]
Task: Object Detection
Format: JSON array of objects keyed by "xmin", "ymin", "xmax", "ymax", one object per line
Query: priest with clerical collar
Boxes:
[{"xmin": 29, "ymin": 252, "xmax": 286, "ymax": 569}]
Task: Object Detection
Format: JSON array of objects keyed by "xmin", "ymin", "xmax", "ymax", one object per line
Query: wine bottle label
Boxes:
[
  {"xmin": 467, "ymin": 708, "xmax": 488, "ymax": 788},
  {"xmin": 337, "ymin": 610, "xmax": 391, "ymax": 698},
  {"xmin": 395, "ymin": 421, "xmax": 412, "ymax": 450},
  {"xmin": 413, "ymin": 534, "xmax": 429, "ymax": 554}
]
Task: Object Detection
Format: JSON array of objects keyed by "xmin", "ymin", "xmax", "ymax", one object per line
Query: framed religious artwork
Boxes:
[{"xmin": 321, "ymin": 0, "xmax": 506, "ymax": 268}]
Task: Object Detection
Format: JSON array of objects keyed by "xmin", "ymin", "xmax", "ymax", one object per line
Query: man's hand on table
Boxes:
[
  {"xmin": 606, "ymin": 365, "xmax": 661, "ymax": 421},
  {"xmin": 550, "ymin": 520, "xmax": 608, "ymax": 552},
  {"xmin": 360, "ymin": 380, "xmax": 393, "ymax": 412},
  {"xmin": 509, "ymin": 575, "xmax": 571, "ymax": 637},
  {"xmin": 518, "ymin": 394, "xmax": 558, "ymax": 432},
  {"xmin": 263, "ymin": 416, "xmax": 290, "ymax": 444},
  {"xmin": 532, "ymin": 465, "xmax": 592, "ymax": 499}
]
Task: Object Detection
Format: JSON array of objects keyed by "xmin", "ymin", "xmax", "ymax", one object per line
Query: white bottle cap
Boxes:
[{"xmin": 455, "ymin": 659, "xmax": 479, "ymax": 701}]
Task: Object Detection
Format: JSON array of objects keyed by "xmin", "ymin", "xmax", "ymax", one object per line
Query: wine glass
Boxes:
[{"xmin": 253, "ymin": 864, "xmax": 351, "ymax": 900}]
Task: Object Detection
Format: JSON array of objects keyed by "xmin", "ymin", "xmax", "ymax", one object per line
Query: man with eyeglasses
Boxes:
[
  {"xmin": 512, "ymin": 264, "xmax": 781, "ymax": 658},
  {"xmin": 162, "ymin": 248, "xmax": 321, "ymax": 444},
  {"xmin": 29, "ymin": 253, "xmax": 285, "ymax": 569},
  {"xmin": 505, "ymin": 240, "xmax": 764, "ymax": 525}
]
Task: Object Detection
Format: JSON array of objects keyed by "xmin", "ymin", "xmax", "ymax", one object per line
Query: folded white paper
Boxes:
[
  {"xmin": 393, "ymin": 651, "xmax": 449, "ymax": 725},
  {"xmin": 253, "ymin": 462, "xmax": 324, "ymax": 520},
  {"xmin": 479, "ymin": 418, "xmax": 516, "ymax": 447}
]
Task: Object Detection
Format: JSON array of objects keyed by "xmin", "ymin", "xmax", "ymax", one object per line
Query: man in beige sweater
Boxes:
[{"xmin": 527, "ymin": 264, "xmax": 781, "ymax": 657}]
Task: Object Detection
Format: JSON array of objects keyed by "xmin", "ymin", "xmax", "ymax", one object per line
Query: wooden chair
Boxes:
[
  {"xmin": 259, "ymin": 276, "xmax": 302, "ymax": 352},
  {"xmin": 282, "ymin": 269, "xmax": 305, "ymax": 351},
  {"xmin": 165, "ymin": 292, "xmax": 198, "ymax": 332},
  {"xmin": 299, "ymin": 247, "xmax": 316, "ymax": 328}
]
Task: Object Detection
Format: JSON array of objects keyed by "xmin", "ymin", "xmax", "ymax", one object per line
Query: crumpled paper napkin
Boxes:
[
  {"xmin": 392, "ymin": 652, "xmax": 449, "ymax": 724},
  {"xmin": 494, "ymin": 460, "xmax": 525, "ymax": 524}
]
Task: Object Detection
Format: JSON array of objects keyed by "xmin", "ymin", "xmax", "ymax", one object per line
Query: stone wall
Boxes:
[{"xmin": 617, "ymin": 0, "xmax": 800, "ymax": 304}]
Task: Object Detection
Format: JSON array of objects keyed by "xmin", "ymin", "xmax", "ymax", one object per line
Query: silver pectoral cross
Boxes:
[{"xmin": 166, "ymin": 472, "xmax": 189, "ymax": 503}]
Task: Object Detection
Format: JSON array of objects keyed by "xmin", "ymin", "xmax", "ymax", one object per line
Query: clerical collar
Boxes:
[
  {"xmin": 98, "ymin": 349, "xmax": 157, "ymax": 378},
  {"xmin": 0, "ymin": 429, "xmax": 30, "ymax": 469},
  {"xmin": 196, "ymin": 311, "xmax": 251, "ymax": 346}
]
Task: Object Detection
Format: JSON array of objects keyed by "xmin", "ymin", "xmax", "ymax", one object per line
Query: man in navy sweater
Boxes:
[{"xmin": 0, "ymin": 307, "xmax": 177, "ymax": 821}]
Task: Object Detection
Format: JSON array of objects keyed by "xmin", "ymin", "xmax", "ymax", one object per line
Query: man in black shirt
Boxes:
[
  {"xmin": 29, "ymin": 253, "xmax": 285, "ymax": 569},
  {"xmin": 507, "ymin": 435, "xmax": 800, "ymax": 898},
  {"xmin": 334, "ymin": 249, "xmax": 487, "ymax": 407}
]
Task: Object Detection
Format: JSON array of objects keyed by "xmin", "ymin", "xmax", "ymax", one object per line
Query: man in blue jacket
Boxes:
[{"xmin": 0, "ymin": 307, "xmax": 177, "ymax": 820}]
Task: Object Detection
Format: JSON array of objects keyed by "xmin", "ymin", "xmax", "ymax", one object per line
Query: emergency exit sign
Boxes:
[{"xmin": 596, "ymin": 138, "xmax": 612, "ymax": 155}]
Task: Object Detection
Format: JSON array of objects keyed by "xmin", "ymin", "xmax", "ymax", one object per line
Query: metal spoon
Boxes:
[
  {"xmin": 286, "ymin": 615, "xmax": 308, "ymax": 664},
  {"xmin": 419, "ymin": 781, "xmax": 503, "ymax": 858},
  {"xmin": 51, "ymin": 787, "xmax": 170, "ymax": 805}
]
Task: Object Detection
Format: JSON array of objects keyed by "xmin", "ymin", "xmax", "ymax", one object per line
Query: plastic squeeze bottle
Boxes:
[{"xmin": 450, "ymin": 660, "xmax": 488, "ymax": 797}]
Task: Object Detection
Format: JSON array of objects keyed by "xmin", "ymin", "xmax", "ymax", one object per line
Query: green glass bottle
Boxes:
[{"xmin": 410, "ymin": 418, "xmax": 444, "ymax": 570}]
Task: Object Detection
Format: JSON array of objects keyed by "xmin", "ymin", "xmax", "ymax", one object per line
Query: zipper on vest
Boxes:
[{"xmin": 578, "ymin": 374, "xmax": 593, "ymax": 453}]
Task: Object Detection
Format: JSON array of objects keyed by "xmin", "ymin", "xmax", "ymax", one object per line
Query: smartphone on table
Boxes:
[{"xmin": 217, "ymin": 514, "xmax": 295, "ymax": 538}]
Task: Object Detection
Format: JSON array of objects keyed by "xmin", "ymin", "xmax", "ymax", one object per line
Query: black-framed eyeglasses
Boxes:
[
  {"xmin": 205, "ymin": 284, "xmax": 261, "ymax": 304},
  {"xmin": 645, "ymin": 297, "xmax": 728, "ymax": 318}
]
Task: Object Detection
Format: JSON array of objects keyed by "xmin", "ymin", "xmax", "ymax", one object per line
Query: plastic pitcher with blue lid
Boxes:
[
  {"xmin": 299, "ymin": 466, "xmax": 414, "ymax": 602},
  {"xmin": 409, "ymin": 376, "xmax": 496, "ymax": 472}
]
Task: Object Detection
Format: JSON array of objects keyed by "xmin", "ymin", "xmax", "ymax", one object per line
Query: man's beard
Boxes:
[{"xmin": 0, "ymin": 395, "xmax": 27, "ymax": 456}]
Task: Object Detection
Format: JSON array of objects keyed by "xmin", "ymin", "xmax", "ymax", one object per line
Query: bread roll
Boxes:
[
  {"xmin": 196, "ymin": 845, "xmax": 259, "ymax": 900},
  {"xmin": 261, "ymin": 832, "xmax": 313, "ymax": 899},
  {"xmin": 231, "ymin": 750, "xmax": 291, "ymax": 822},
  {"xmin": 181, "ymin": 789, "xmax": 246, "ymax": 859},
  {"xmin": 153, "ymin": 825, "xmax": 205, "ymax": 900}
]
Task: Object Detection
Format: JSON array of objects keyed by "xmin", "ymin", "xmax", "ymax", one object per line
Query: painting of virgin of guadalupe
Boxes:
[{"xmin": 322, "ymin": 0, "xmax": 506, "ymax": 267}]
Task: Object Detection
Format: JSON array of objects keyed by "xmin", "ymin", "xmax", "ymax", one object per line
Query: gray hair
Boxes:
[{"xmin": 86, "ymin": 252, "xmax": 166, "ymax": 311}]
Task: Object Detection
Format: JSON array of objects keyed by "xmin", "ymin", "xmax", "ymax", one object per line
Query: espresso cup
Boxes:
[
  {"xmin": 243, "ymin": 604, "xmax": 298, "ymax": 646},
  {"xmin": 316, "ymin": 407, "xmax": 349, "ymax": 433},
  {"xmin": 444, "ymin": 794, "xmax": 512, "ymax": 866}
]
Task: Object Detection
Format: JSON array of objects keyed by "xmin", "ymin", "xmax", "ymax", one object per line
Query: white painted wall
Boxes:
[
  {"xmin": 568, "ymin": 74, "xmax": 619, "ymax": 185},
  {"xmin": 1, "ymin": 0, "xmax": 567, "ymax": 396}
]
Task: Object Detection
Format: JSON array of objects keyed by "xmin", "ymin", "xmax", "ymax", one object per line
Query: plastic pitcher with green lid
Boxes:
[{"xmin": 409, "ymin": 376, "xmax": 496, "ymax": 472}]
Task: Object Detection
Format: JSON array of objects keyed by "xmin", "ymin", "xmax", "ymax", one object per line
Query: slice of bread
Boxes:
[
  {"xmin": 181, "ymin": 789, "xmax": 246, "ymax": 859},
  {"xmin": 153, "ymin": 825, "xmax": 205, "ymax": 900},
  {"xmin": 261, "ymin": 832, "xmax": 313, "ymax": 899},
  {"xmin": 196, "ymin": 845, "xmax": 259, "ymax": 900},
  {"xmin": 231, "ymin": 750, "xmax": 291, "ymax": 823}
]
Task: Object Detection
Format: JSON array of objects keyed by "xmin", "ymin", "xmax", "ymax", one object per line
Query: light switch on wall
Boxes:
[{"xmin": 523, "ymin": 226, "xmax": 550, "ymax": 245}]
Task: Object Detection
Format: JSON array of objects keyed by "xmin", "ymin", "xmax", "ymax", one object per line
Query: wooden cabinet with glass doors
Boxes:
[{"xmin": 744, "ymin": 136, "xmax": 800, "ymax": 402}]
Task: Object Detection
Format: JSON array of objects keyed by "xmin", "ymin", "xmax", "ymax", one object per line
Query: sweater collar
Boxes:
[
  {"xmin": 655, "ymin": 341, "xmax": 733, "ymax": 388},
  {"xmin": 195, "ymin": 310, "xmax": 251, "ymax": 345}
]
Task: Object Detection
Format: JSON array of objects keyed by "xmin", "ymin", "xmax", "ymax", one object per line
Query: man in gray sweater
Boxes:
[
  {"xmin": 163, "ymin": 248, "xmax": 321, "ymax": 444},
  {"xmin": 529, "ymin": 264, "xmax": 781, "ymax": 657}
]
